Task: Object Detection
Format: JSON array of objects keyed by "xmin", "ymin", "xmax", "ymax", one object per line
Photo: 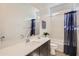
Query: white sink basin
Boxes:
[{"xmin": 25, "ymin": 35, "xmax": 49, "ymax": 43}]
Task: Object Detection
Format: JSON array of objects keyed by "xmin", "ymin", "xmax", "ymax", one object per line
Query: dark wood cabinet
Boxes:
[{"xmin": 27, "ymin": 40, "xmax": 50, "ymax": 56}]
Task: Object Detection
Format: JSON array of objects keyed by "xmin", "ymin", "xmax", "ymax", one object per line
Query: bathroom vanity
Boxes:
[{"xmin": 0, "ymin": 37, "xmax": 50, "ymax": 56}]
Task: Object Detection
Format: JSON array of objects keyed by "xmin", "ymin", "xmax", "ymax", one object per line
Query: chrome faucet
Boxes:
[
  {"xmin": 26, "ymin": 31, "xmax": 30, "ymax": 43},
  {"xmin": 0, "ymin": 36, "xmax": 5, "ymax": 41},
  {"xmin": 26, "ymin": 35, "xmax": 30, "ymax": 43}
]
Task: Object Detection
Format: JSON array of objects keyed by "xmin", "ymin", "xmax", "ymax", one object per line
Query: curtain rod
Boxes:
[{"xmin": 51, "ymin": 8, "xmax": 79, "ymax": 16}]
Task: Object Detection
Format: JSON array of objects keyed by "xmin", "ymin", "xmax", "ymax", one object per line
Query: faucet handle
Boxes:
[
  {"xmin": 26, "ymin": 38, "xmax": 30, "ymax": 43},
  {"xmin": 0, "ymin": 36, "xmax": 5, "ymax": 41}
]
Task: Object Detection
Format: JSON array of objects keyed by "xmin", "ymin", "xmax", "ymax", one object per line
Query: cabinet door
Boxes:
[
  {"xmin": 27, "ymin": 48, "xmax": 39, "ymax": 56},
  {"xmin": 39, "ymin": 41, "xmax": 50, "ymax": 56}
]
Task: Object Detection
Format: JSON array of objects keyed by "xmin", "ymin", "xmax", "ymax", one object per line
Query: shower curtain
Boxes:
[
  {"xmin": 64, "ymin": 11, "xmax": 77, "ymax": 56},
  {"xmin": 30, "ymin": 19, "xmax": 35, "ymax": 36}
]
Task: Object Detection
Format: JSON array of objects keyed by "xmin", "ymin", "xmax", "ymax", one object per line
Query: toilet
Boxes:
[{"xmin": 50, "ymin": 43, "xmax": 58, "ymax": 55}]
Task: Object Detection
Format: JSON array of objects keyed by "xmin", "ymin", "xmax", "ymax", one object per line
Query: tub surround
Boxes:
[{"xmin": 0, "ymin": 37, "xmax": 50, "ymax": 56}]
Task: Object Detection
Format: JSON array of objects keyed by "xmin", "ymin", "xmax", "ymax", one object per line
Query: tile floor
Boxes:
[{"xmin": 51, "ymin": 50, "xmax": 68, "ymax": 56}]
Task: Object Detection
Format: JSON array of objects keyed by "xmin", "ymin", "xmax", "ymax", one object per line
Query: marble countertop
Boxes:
[{"xmin": 0, "ymin": 37, "xmax": 50, "ymax": 56}]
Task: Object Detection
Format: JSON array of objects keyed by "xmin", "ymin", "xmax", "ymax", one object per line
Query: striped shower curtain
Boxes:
[{"xmin": 64, "ymin": 11, "xmax": 77, "ymax": 56}]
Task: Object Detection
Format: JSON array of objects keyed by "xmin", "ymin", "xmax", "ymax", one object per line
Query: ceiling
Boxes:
[
  {"xmin": 31, "ymin": 3, "xmax": 61, "ymax": 10},
  {"xmin": 30, "ymin": 3, "xmax": 62, "ymax": 16}
]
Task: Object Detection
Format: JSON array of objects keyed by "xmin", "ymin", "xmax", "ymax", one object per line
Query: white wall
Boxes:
[
  {"xmin": 37, "ymin": 6, "xmax": 51, "ymax": 37},
  {"xmin": 39, "ymin": 15, "xmax": 51, "ymax": 37},
  {"xmin": 0, "ymin": 4, "xmax": 37, "ymax": 48},
  {"xmin": 50, "ymin": 13, "xmax": 64, "ymax": 52}
]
